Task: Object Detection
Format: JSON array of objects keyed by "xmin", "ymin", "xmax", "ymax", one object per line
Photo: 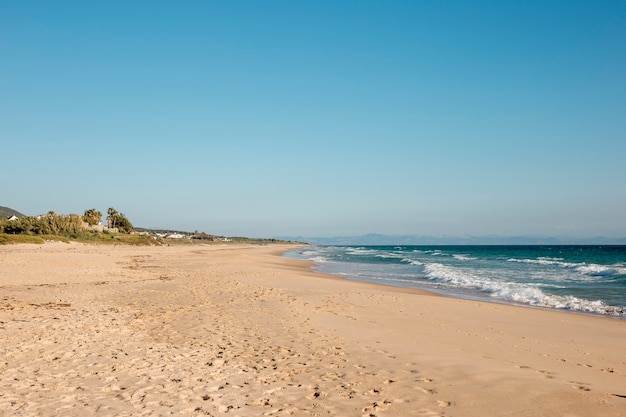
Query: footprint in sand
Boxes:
[{"xmin": 571, "ymin": 383, "xmax": 591, "ymax": 391}]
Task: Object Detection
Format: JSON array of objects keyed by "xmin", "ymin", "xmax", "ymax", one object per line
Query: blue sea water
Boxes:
[{"xmin": 288, "ymin": 245, "xmax": 626, "ymax": 318}]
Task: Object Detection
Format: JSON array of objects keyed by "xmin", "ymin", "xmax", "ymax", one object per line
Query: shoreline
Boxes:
[
  {"xmin": 1, "ymin": 242, "xmax": 625, "ymax": 416},
  {"xmin": 287, "ymin": 245, "xmax": 626, "ymax": 320}
]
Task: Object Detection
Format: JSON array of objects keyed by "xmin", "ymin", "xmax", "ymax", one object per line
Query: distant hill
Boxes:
[
  {"xmin": 277, "ymin": 233, "xmax": 626, "ymax": 246},
  {"xmin": 0, "ymin": 206, "xmax": 26, "ymax": 219}
]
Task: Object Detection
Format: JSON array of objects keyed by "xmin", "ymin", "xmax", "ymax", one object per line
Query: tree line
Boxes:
[{"xmin": 0, "ymin": 208, "xmax": 133, "ymax": 235}]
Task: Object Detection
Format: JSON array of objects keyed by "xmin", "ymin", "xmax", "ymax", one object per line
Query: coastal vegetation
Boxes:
[
  {"xmin": 106, "ymin": 208, "xmax": 134, "ymax": 233},
  {"xmin": 0, "ymin": 207, "xmax": 138, "ymax": 245},
  {"xmin": 0, "ymin": 208, "xmax": 133, "ymax": 235},
  {"xmin": 0, "ymin": 234, "xmax": 50, "ymax": 245},
  {"xmin": 83, "ymin": 208, "xmax": 102, "ymax": 226},
  {"xmin": 0, "ymin": 211, "xmax": 85, "ymax": 236},
  {"xmin": 0, "ymin": 205, "xmax": 299, "ymax": 246}
]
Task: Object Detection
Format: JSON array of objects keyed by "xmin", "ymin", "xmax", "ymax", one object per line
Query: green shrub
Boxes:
[{"xmin": 0, "ymin": 234, "xmax": 46, "ymax": 245}]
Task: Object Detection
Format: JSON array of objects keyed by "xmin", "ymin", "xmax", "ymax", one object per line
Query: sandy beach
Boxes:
[{"xmin": 1, "ymin": 242, "xmax": 624, "ymax": 416}]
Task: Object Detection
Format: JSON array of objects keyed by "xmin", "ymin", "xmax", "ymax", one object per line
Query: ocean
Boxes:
[{"xmin": 288, "ymin": 245, "xmax": 626, "ymax": 318}]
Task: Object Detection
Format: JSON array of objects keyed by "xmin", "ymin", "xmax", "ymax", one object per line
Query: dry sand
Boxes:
[{"xmin": 0, "ymin": 242, "xmax": 625, "ymax": 416}]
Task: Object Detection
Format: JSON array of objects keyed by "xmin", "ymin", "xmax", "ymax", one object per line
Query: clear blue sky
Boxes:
[{"xmin": 2, "ymin": 1, "xmax": 625, "ymax": 238}]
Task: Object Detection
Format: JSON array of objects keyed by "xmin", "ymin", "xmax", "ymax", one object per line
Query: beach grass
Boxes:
[
  {"xmin": 0, "ymin": 234, "xmax": 73, "ymax": 245},
  {"xmin": 0, "ymin": 232, "xmax": 296, "ymax": 246},
  {"xmin": 0, "ymin": 232, "xmax": 154, "ymax": 246}
]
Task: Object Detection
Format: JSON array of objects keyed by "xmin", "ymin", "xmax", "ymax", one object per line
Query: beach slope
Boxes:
[{"xmin": 1, "ymin": 242, "xmax": 624, "ymax": 416}]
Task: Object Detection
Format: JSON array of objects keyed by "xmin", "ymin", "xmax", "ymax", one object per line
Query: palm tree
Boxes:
[{"xmin": 107, "ymin": 207, "xmax": 119, "ymax": 229}]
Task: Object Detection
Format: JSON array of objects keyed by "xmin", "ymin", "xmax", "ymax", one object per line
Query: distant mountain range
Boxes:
[
  {"xmin": 0, "ymin": 206, "xmax": 26, "ymax": 219},
  {"xmin": 277, "ymin": 233, "xmax": 626, "ymax": 246}
]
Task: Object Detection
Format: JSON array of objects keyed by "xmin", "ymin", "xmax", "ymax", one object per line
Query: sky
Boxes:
[{"xmin": 1, "ymin": 1, "xmax": 625, "ymax": 238}]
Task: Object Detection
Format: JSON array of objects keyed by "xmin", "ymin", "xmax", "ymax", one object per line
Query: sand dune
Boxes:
[{"xmin": 1, "ymin": 242, "xmax": 624, "ymax": 416}]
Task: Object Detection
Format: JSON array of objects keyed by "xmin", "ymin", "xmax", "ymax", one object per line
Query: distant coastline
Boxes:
[{"xmin": 279, "ymin": 233, "xmax": 626, "ymax": 246}]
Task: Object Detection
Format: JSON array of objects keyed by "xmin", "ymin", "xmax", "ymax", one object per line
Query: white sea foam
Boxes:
[
  {"xmin": 575, "ymin": 264, "xmax": 621, "ymax": 277},
  {"xmin": 493, "ymin": 286, "xmax": 621, "ymax": 314},
  {"xmin": 507, "ymin": 257, "xmax": 578, "ymax": 268},
  {"xmin": 506, "ymin": 258, "xmax": 624, "ymax": 279},
  {"xmin": 375, "ymin": 253, "xmax": 404, "ymax": 259},
  {"xmin": 452, "ymin": 254, "xmax": 477, "ymax": 261},
  {"xmin": 402, "ymin": 258, "xmax": 423, "ymax": 266},
  {"xmin": 346, "ymin": 247, "xmax": 378, "ymax": 255},
  {"xmin": 422, "ymin": 262, "xmax": 624, "ymax": 316},
  {"xmin": 311, "ymin": 256, "xmax": 328, "ymax": 263},
  {"xmin": 423, "ymin": 263, "xmax": 480, "ymax": 288}
]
